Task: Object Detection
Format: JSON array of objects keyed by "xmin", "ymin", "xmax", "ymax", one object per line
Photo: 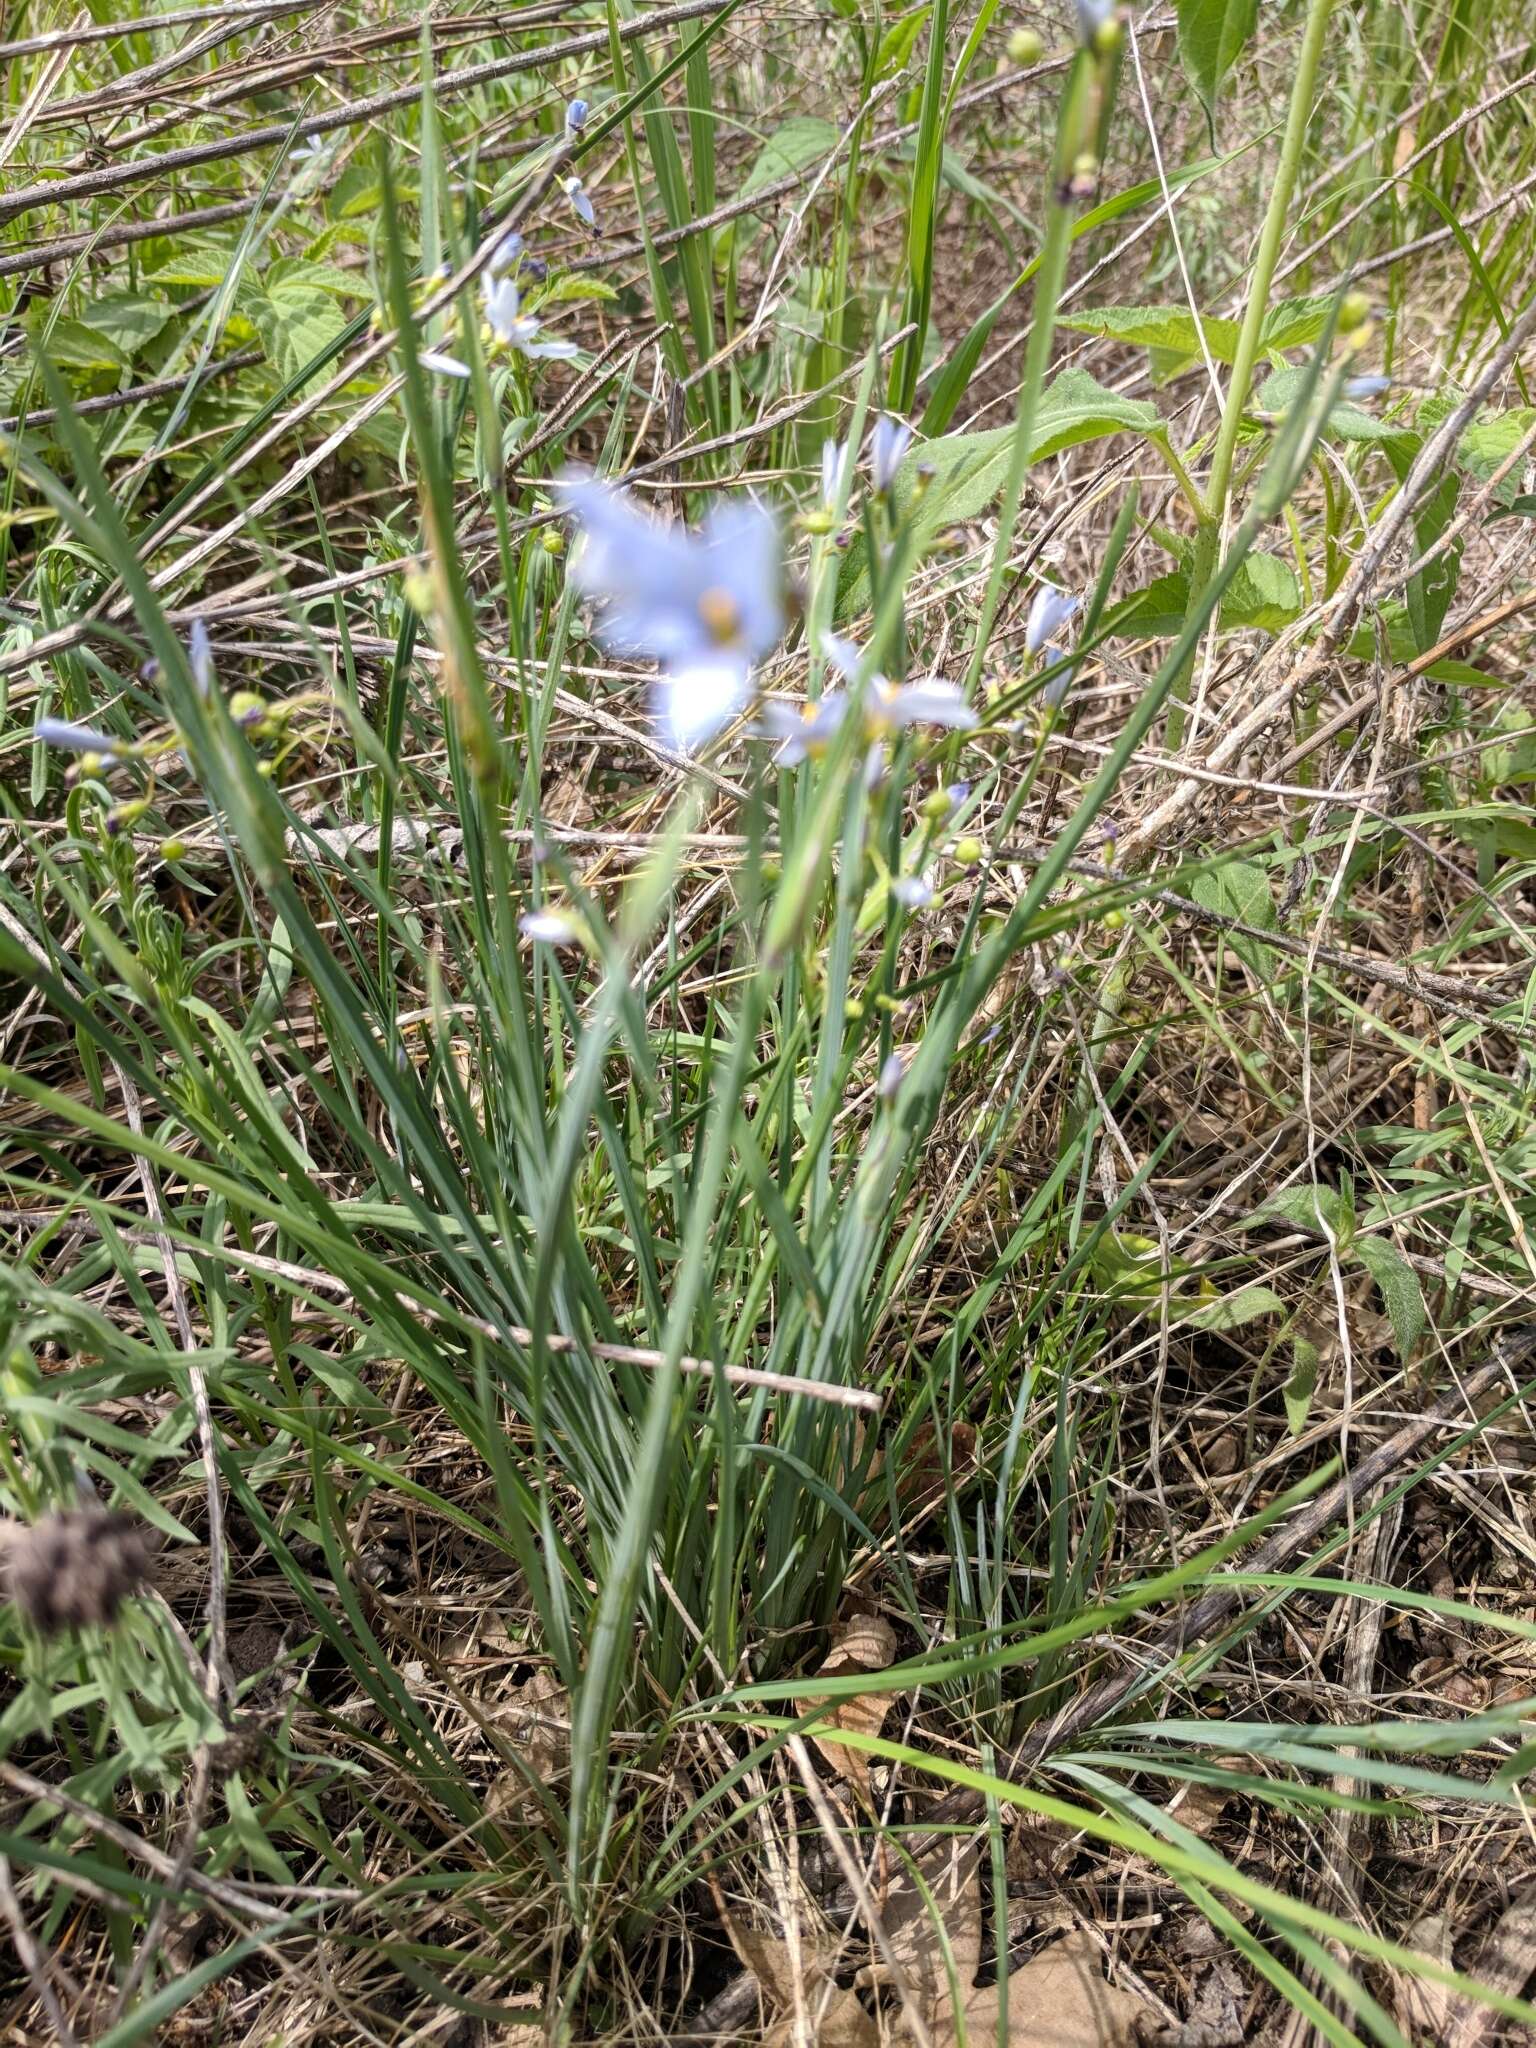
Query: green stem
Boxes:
[
  {"xmin": 1165, "ymin": 0, "xmax": 1335, "ymax": 752},
  {"xmin": 962, "ymin": 64, "xmax": 1088, "ymax": 699}
]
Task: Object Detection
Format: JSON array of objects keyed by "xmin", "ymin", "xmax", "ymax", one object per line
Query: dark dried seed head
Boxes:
[{"xmin": 2, "ymin": 1509, "xmax": 154, "ymax": 1634}]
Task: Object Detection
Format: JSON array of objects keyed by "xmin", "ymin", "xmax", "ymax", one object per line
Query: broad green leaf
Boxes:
[
  {"xmin": 247, "ymin": 287, "xmax": 347, "ymax": 383},
  {"xmin": 839, "ymin": 370, "xmax": 1162, "ymax": 612},
  {"xmin": 1256, "ymin": 367, "xmax": 1419, "ymax": 455},
  {"xmin": 1190, "ymin": 856, "xmax": 1276, "ymax": 975},
  {"xmin": 1187, "ymin": 1283, "xmax": 1285, "ymax": 1332},
  {"xmin": 264, "ymin": 257, "xmax": 365, "ymax": 301},
  {"xmin": 1108, "ymin": 550, "xmax": 1301, "ymax": 637},
  {"xmin": 1284, "ymin": 1335, "xmax": 1319, "ymax": 1435},
  {"xmin": 75, "ymin": 291, "xmax": 174, "ymax": 358},
  {"xmin": 1251, "ymin": 1182, "xmax": 1355, "ymax": 1241},
  {"xmin": 21, "ymin": 315, "xmax": 125, "ymax": 376},
  {"xmin": 875, "ymin": 2, "xmax": 932, "ymax": 78},
  {"xmin": 1406, "ymin": 471, "xmax": 1461, "ymax": 653},
  {"xmin": 1177, "ymin": 0, "xmax": 1259, "ymax": 130},
  {"xmin": 1458, "ymin": 409, "xmax": 1536, "ymax": 508},
  {"xmin": 1060, "ymin": 303, "xmax": 1242, "ymax": 363},
  {"xmin": 529, "ymin": 273, "xmax": 619, "ymax": 308},
  {"xmin": 1352, "ymin": 1237, "xmax": 1427, "ymax": 1358},
  {"xmin": 737, "ymin": 116, "xmax": 840, "ymax": 204},
  {"xmin": 146, "ymin": 238, "xmax": 239, "ymax": 287},
  {"xmin": 1260, "ymin": 296, "xmax": 1333, "ymax": 353}
]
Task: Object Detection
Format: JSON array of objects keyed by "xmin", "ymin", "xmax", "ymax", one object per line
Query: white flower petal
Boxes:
[
  {"xmin": 1026, "ymin": 584, "xmax": 1078, "ymax": 656},
  {"xmin": 887, "ymin": 682, "xmax": 977, "ymax": 730},
  {"xmin": 654, "ymin": 662, "xmax": 751, "ymax": 752},
  {"xmin": 419, "ymin": 348, "xmax": 471, "ymax": 378},
  {"xmin": 519, "ymin": 910, "xmax": 581, "ymax": 946}
]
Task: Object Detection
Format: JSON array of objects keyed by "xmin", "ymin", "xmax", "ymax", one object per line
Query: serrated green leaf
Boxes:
[
  {"xmin": 21, "ymin": 315, "xmax": 125, "ymax": 376},
  {"xmin": 247, "ymin": 287, "xmax": 347, "ymax": 384},
  {"xmin": 1060, "ymin": 303, "xmax": 1242, "ymax": 362},
  {"xmin": 145, "ymin": 239, "xmax": 238, "ymax": 287},
  {"xmin": 1177, "ymin": 0, "xmax": 1259, "ymax": 130},
  {"xmin": 529, "ymin": 273, "xmax": 618, "ymax": 308},
  {"xmin": 1260, "ymin": 296, "xmax": 1332, "ymax": 353},
  {"xmin": 1188, "ymin": 1283, "xmax": 1286, "ymax": 1332},
  {"xmin": 265, "ymin": 258, "xmax": 366, "ymax": 301},
  {"xmin": 1457, "ymin": 409, "xmax": 1536, "ymax": 507},
  {"xmin": 1252, "ymin": 1182, "xmax": 1355, "ymax": 1240},
  {"xmin": 1352, "ymin": 1237, "xmax": 1427, "ymax": 1358},
  {"xmin": 1107, "ymin": 550, "xmax": 1301, "ymax": 638},
  {"xmin": 1284, "ymin": 1336, "xmax": 1319, "ymax": 1435}
]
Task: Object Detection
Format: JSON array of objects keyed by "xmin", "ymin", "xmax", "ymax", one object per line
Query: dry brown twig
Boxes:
[{"xmin": 680, "ymin": 1324, "xmax": 1536, "ymax": 2043}]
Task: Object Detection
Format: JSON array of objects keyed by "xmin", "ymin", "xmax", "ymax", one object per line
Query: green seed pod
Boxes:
[
  {"xmin": 1006, "ymin": 26, "xmax": 1043, "ymax": 62},
  {"xmin": 954, "ymin": 837, "xmax": 983, "ymax": 866},
  {"xmin": 159, "ymin": 837, "xmax": 188, "ymax": 862}
]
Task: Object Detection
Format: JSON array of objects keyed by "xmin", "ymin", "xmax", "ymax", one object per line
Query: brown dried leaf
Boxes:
[
  {"xmin": 982, "ymin": 1929, "xmax": 1145, "ymax": 2048},
  {"xmin": 795, "ymin": 1612, "xmax": 898, "ymax": 1796},
  {"xmin": 863, "ymin": 1839, "xmax": 1142, "ymax": 2046},
  {"xmin": 1397, "ymin": 1912, "xmax": 1459, "ymax": 2045},
  {"xmin": 489, "ymin": 1667, "xmax": 569, "ymax": 1818},
  {"xmin": 1166, "ymin": 1775, "xmax": 1235, "ymax": 1839},
  {"xmin": 729, "ymin": 1924, "xmax": 881, "ymax": 2048}
]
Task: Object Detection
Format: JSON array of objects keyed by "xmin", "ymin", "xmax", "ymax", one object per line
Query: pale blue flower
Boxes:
[
  {"xmin": 557, "ymin": 471, "xmax": 784, "ymax": 751},
  {"xmin": 564, "ymin": 175, "xmax": 596, "ymax": 228},
  {"xmin": 189, "ymin": 618, "xmax": 213, "ymax": 697},
  {"xmin": 489, "ymin": 231, "xmax": 525, "ymax": 276},
  {"xmin": 1076, "ymin": 0, "xmax": 1115, "ymax": 42},
  {"xmin": 1344, "ymin": 374, "xmax": 1390, "ymax": 401},
  {"xmin": 824, "ymin": 633, "xmax": 977, "ymax": 738},
  {"xmin": 520, "ymin": 908, "xmax": 582, "ymax": 945},
  {"xmin": 290, "ymin": 134, "xmax": 326, "ymax": 162},
  {"xmin": 1041, "ymin": 649, "xmax": 1075, "ymax": 708},
  {"xmin": 755, "ymin": 636, "xmax": 975, "ymax": 763},
  {"xmin": 821, "ymin": 437, "xmax": 849, "ymax": 507},
  {"xmin": 36, "ymin": 716, "xmax": 120, "ymax": 756},
  {"xmin": 868, "ymin": 415, "xmax": 912, "ymax": 495},
  {"xmin": 565, "ymin": 98, "xmax": 589, "ymax": 138},
  {"xmin": 753, "ymin": 696, "xmax": 846, "ymax": 764},
  {"xmin": 419, "ymin": 347, "xmax": 471, "ymax": 379},
  {"xmin": 483, "ymin": 276, "xmax": 578, "ymax": 360},
  {"xmin": 892, "ymin": 871, "xmax": 935, "ymax": 909},
  {"xmin": 878, "ymin": 1051, "xmax": 907, "ymax": 1102},
  {"xmin": 1026, "ymin": 583, "xmax": 1078, "ymax": 656}
]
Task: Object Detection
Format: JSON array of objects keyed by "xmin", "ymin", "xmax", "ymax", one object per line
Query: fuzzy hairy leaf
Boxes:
[{"xmin": 1352, "ymin": 1237, "xmax": 1427, "ymax": 1359}]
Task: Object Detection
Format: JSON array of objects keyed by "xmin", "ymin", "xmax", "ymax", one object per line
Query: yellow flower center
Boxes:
[{"xmin": 697, "ymin": 586, "xmax": 742, "ymax": 646}]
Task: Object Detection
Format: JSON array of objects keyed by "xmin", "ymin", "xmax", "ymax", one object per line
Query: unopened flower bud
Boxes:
[
  {"xmin": 159, "ymin": 837, "xmax": 188, "ymax": 862},
  {"xmin": 104, "ymin": 800, "xmax": 149, "ymax": 839},
  {"xmin": 1339, "ymin": 290, "xmax": 1371, "ymax": 331},
  {"xmin": 954, "ymin": 836, "xmax": 983, "ymax": 866},
  {"xmin": 1006, "ymin": 25, "xmax": 1043, "ymax": 62}
]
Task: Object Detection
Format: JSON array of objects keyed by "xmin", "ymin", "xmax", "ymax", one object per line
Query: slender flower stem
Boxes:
[
  {"xmin": 962, "ymin": 93, "xmax": 1082, "ymax": 699},
  {"xmin": 1165, "ymin": 0, "xmax": 1335, "ymax": 752}
]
